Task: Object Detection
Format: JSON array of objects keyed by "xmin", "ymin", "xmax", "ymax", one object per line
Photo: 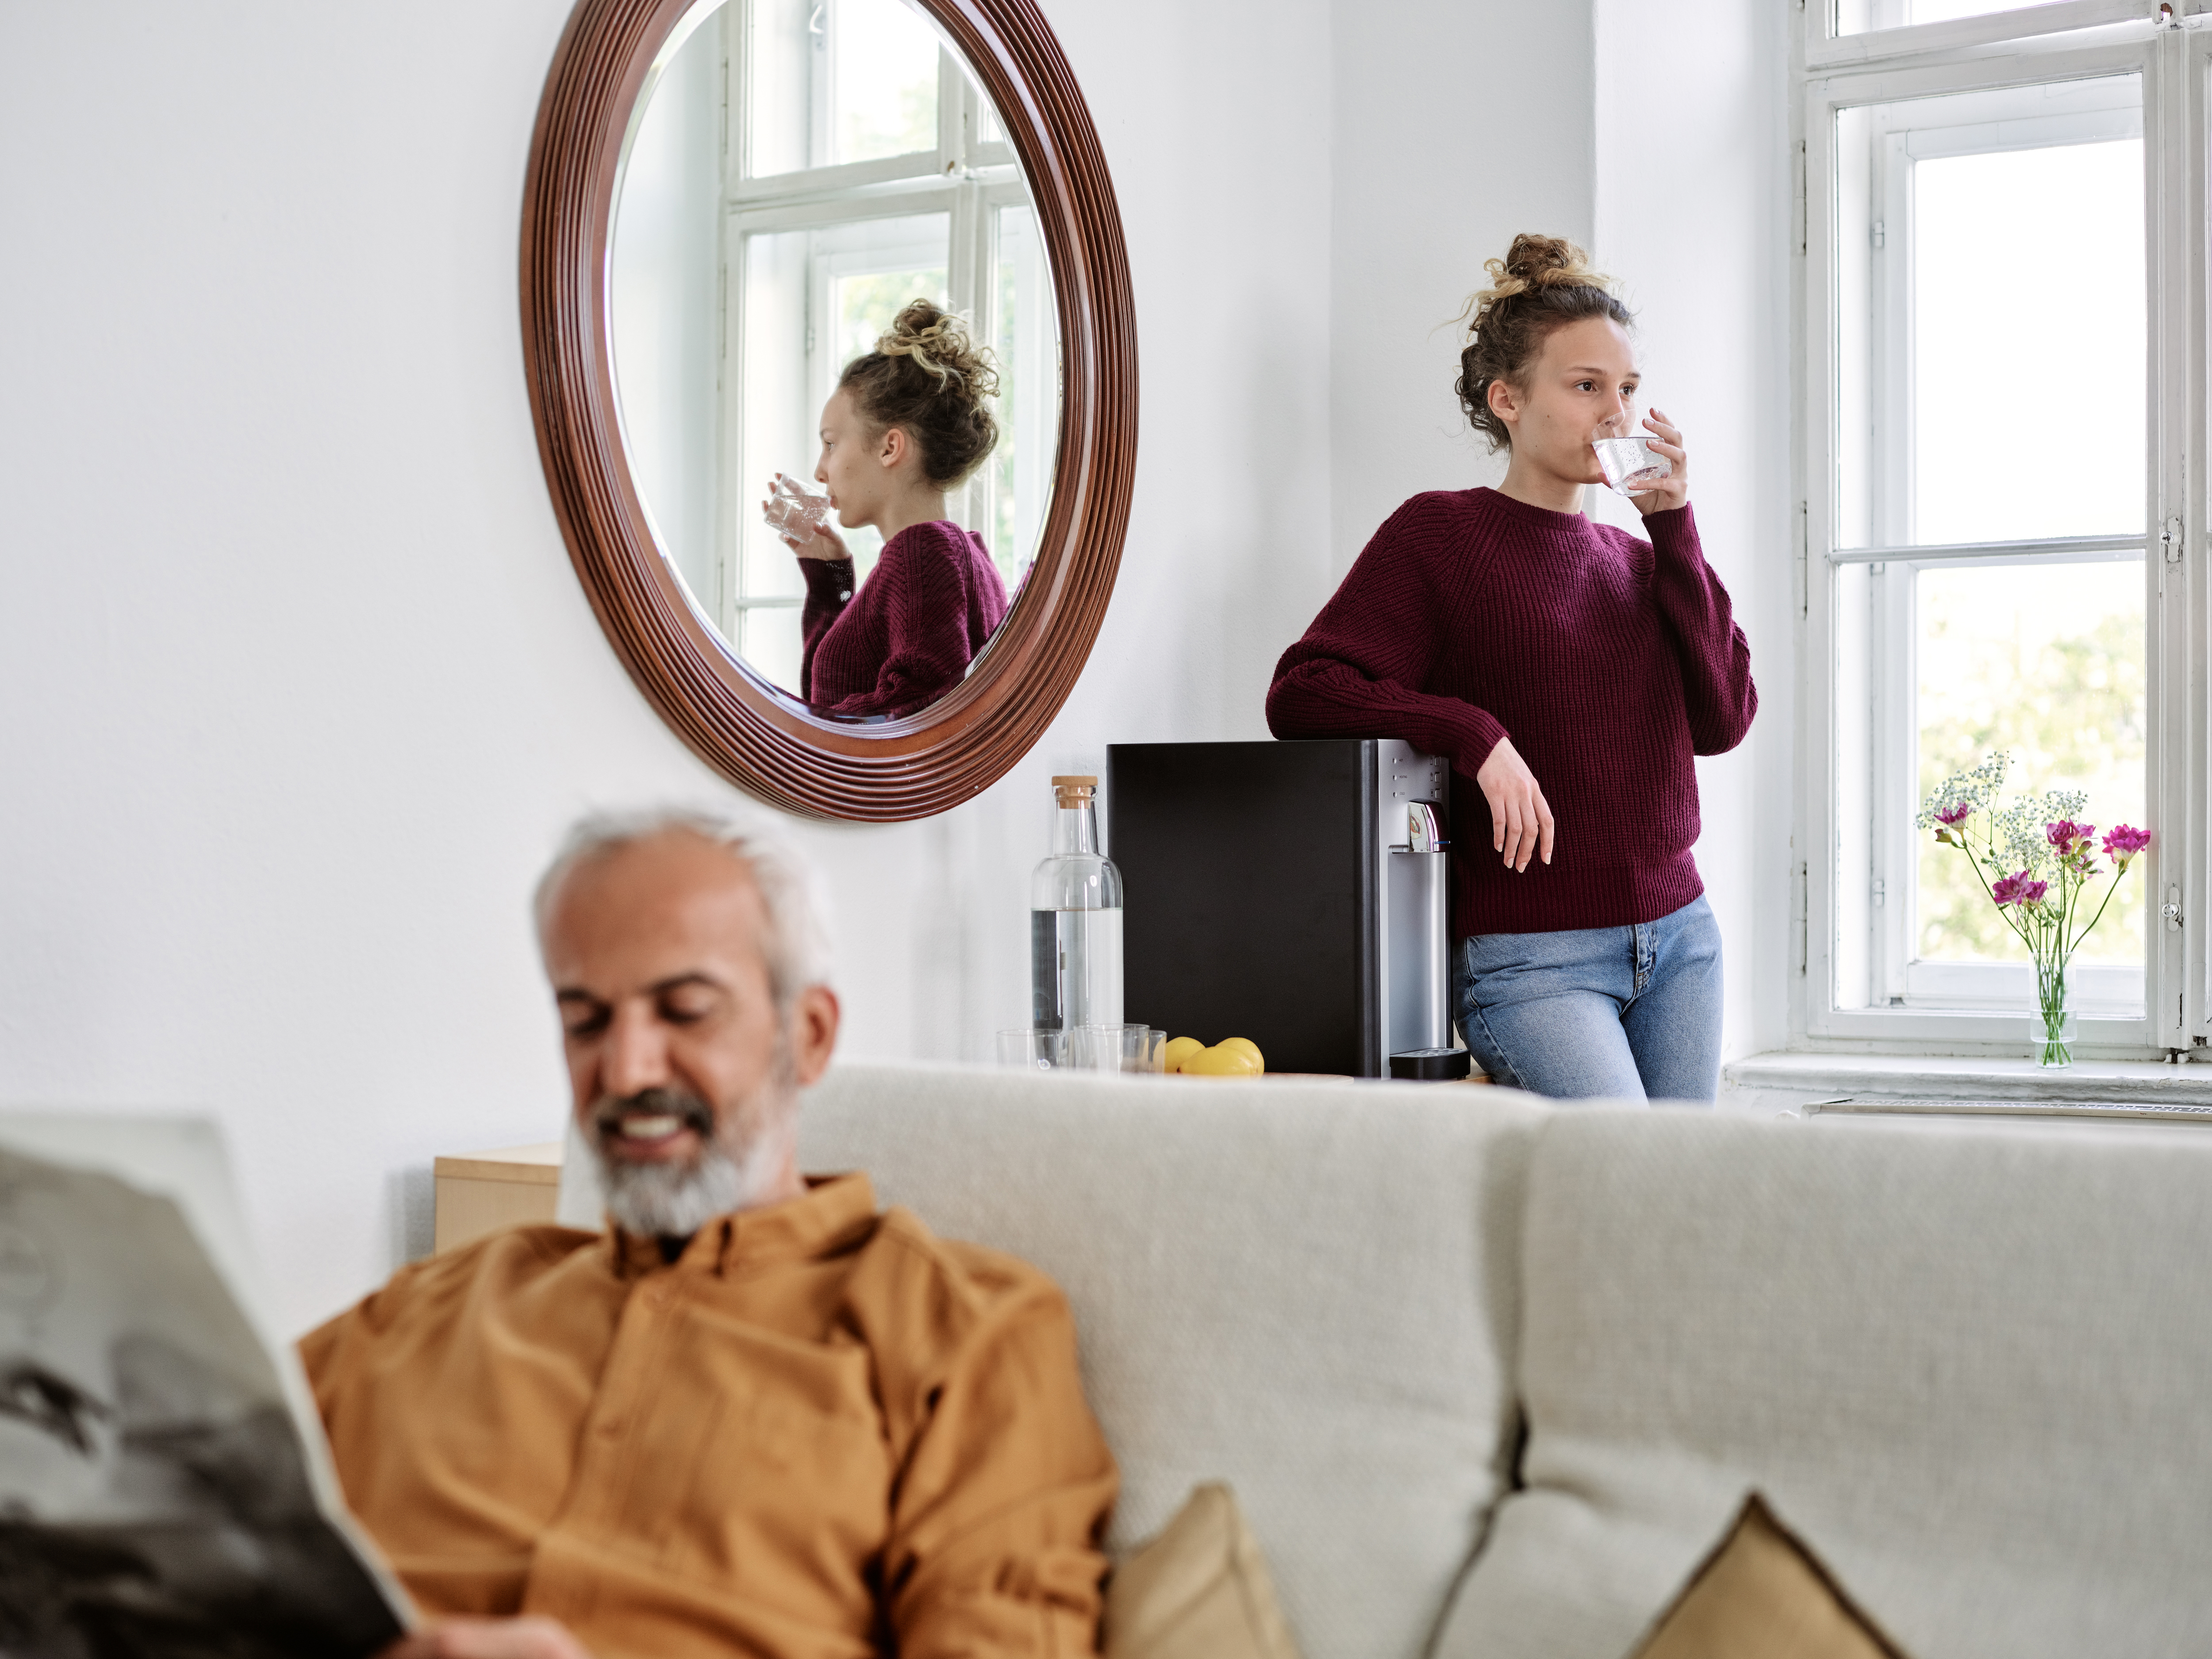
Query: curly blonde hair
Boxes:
[
  {"xmin": 837, "ymin": 300, "xmax": 1001, "ymax": 487},
  {"xmin": 1453, "ymin": 234, "xmax": 1634, "ymax": 453}
]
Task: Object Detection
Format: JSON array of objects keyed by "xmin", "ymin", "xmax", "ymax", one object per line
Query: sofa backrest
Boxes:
[
  {"xmin": 795, "ymin": 1061, "xmax": 1547, "ymax": 1659},
  {"xmin": 1435, "ymin": 1110, "xmax": 2212, "ymax": 1659}
]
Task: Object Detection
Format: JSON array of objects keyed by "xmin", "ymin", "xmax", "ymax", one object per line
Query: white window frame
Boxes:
[
  {"xmin": 1793, "ymin": 4, "xmax": 2212, "ymax": 1058},
  {"xmin": 717, "ymin": 0, "xmax": 1045, "ymax": 648}
]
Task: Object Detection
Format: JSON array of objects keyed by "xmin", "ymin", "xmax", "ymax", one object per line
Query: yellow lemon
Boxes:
[
  {"xmin": 1217, "ymin": 1037, "xmax": 1264, "ymax": 1070},
  {"xmin": 1162, "ymin": 1036, "xmax": 1205, "ymax": 1074},
  {"xmin": 1183, "ymin": 1043, "xmax": 1263, "ymax": 1077}
]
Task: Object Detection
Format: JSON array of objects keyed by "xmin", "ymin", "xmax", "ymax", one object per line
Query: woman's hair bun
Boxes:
[
  {"xmin": 838, "ymin": 299, "xmax": 1002, "ymax": 488},
  {"xmin": 875, "ymin": 300, "xmax": 1001, "ymax": 402},
  {"xmin": 1460, "ymin": 234, "xmax": 1613, "ymax": 338}
]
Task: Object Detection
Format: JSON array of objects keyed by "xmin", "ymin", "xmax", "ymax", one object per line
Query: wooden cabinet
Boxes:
[{"xmin": 432, "ymin": 1142, "xmax": 563, "ymax": 1253}]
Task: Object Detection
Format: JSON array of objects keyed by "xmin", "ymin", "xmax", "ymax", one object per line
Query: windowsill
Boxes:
[{"xmin": 1723, "ymin": 1049, "xmax": 2212, "ymax": 1115}]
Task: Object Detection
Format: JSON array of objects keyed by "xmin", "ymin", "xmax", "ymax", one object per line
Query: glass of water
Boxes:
[
  {"xmin": 764, "ymin": 473, "xmax": 833, "ymax": 541},
  {"xmin": 1590, "ymin": 411, "xmax": 1672, "ymax": 496}
]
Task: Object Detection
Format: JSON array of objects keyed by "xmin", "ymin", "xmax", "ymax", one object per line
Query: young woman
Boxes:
[
  {"xmin": 772, "ymin": 300, "xmax": 1009, "ymax": 720},
  {"xmin": 1266, "ymin": 235, "xmax": 1756, "ymax": 1102}
]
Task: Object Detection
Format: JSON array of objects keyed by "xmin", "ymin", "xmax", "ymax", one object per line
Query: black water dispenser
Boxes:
[{"xmin": 1105, "ymin": 739, "xmax": 1471, "ymax": 1079}]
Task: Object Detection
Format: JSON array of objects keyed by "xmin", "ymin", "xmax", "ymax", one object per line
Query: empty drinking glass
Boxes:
[
  {"xmin": 996, "ymin": 1028, "xmax": 1068, "ymax": 1070},
  {"xmin": 764, "ymin": 473, "xmax": 833, "ymax": 541},
  {"xmin": 1068, "ymin": 1023, "xmax": 1160, "ymax": 1073}
]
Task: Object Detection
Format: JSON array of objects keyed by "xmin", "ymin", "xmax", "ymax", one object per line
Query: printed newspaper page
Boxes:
[{"xmin": 0, "ymin": 1113, "xmax": 410, "ymax": 1656}]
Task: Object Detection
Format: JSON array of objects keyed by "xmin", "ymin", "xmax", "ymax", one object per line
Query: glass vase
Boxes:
[{"xmin": 2035, "ymin": 969, "xmax": 2075, "ymax": 1068}]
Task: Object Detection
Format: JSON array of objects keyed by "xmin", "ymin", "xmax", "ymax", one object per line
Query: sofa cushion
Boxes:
[
  {"xmin": 1435, "ymin": 1111, "xmax": 2212, "ymax": 1659},
  {"xmin": 794, "ymin": 1061, "xmax": 1546, "ymax": 1659}
]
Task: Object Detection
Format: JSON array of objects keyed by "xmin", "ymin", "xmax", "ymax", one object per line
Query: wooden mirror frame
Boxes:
[{"xmin": 522, "ymin": 0, "xmax": 1135, "ymax": 821}]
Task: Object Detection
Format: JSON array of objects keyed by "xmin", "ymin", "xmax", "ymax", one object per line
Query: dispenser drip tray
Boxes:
[{"xmin": 1389, "ymin": 1046, "xmax": 1473, "ymax": 1082}]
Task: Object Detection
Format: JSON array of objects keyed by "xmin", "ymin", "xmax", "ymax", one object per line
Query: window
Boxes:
[
  {"xmin": 611, "ymin": 0, "xmax": 1060, "ymax": 693},
  {"xmin": 1798, "ymin": 9, "xmax": 2203, "ymax": 1053}
]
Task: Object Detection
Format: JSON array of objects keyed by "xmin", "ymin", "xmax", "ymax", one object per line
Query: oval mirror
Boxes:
[{"xmin": 524, "ymin": 0, "xmax": 1135, "ymax": 820}]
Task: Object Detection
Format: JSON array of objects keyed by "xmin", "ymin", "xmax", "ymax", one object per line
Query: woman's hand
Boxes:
[
  {"xmin": 1632, "ymin": 407, "xmax": 1690, "ymax": 516},
  {"xmin": 1475, "ymin": 736, "xmax": 1554, "ymax": 872},
  {"xmin": 787, "ymin": 522, "xmax": 851, "ymax": 562},
  {"xmin": 763, "ymin": 474, "xmax": 851, "ymax": 562},
  {"xmin": 380, "ymin": 1617, "xmax": 594, "ymax": 1659}
]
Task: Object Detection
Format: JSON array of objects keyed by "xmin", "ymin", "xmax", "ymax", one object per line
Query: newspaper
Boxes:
[{"xmin": 0, "ymin": 1113, "xmax": 411, "ymax": 1656}]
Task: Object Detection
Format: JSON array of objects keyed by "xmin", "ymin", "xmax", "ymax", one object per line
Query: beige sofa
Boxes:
[{"xmin": 562, "ymin": 1061, "xmax": 2212, "ymax": 1659}]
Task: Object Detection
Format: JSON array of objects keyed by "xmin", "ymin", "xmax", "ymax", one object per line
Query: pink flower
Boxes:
[
  {"xmin": 1935, "ymin": 802, "xmax": 1972, "ymax": 827},
  {"xmin": 2103, "ymin": 824, "xmax": 2151, "ymax": 862},
  {"xmin": 1991, "ymin": 870, "xmax": 2048, "ymax": 908},
  {"xmin": 2046, "ymin": 819, "xmax": 2095, "ymax": 854}
]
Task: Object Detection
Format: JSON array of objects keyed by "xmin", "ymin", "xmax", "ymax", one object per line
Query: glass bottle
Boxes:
[{"xmin": 1031, "ymin": 775, "xmax": 1124, "ymax": 1030}]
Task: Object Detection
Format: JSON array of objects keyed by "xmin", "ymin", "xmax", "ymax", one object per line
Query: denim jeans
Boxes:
[{"xmin": 1451, "ymin": 895, "xmax": 1723, "ymax": 1104}]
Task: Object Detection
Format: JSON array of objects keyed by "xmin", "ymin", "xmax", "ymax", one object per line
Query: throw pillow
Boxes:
[
  {"xmin": 1632, "ymin": 1493, "xmax": 1910, "ymax": 1659},
  {"xmin": 1103, "ymin": 1482, "xmax": 1303, "ymax": 1659}
]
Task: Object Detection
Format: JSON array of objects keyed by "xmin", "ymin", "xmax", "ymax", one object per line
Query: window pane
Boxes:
[
  {"xmin": 1834, "ymin": 77, "xmax": 2143, "ymax": 548},
  {"xmin": 1835, "ymin": 0, "xmax": 2046, "ymax": 34},
  {"xmin": 747, "ymin": 0, "xmax": 937, "ymax": 176},
  {"xmin": 832, "ymin": 0, "xmax": 938, "ymax": 165},
  {"xmin": 1914, "ymin": 560, "xmax": 2146, "ymax": 966},
  {"xmin": 1915, "ymin": 143, "xmax": 2142, "ymax": 543}
]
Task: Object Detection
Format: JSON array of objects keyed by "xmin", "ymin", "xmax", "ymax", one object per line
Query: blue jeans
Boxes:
[{"xmin": 1452, "ymin": 895, "xmax": 1723, "ymax": 1104}]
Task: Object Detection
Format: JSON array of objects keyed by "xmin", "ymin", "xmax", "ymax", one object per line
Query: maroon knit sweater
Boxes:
[
  {"xmin": 1266, "ymin": 489, "xmax": 1756, "ymax": 936},
  {"xmin": 800, "ymin": 521, "xmax": 1009, "ymax": 719}
]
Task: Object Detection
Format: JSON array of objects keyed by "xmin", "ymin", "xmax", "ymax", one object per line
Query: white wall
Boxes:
[
  {"xmin": 1329, "ymin": 0, "xmax": 1597, "ymax": 562},
  {"xmin": 1593, "ymin": 0, "xmax": 1793, "ymax": 1060},
  {"xmin": 610, "ymin": 11, "xmax": 724, "ymax": 602},
  {"xmin": 0, "ymin": 0, "xmax": 1336, "ymax": 1334},
  {"xmin": 0, "ymin": 0, "xmax": 1788, "ymax": 1335}
]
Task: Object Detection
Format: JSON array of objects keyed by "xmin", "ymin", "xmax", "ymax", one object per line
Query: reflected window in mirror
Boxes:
[{"xmin": 609, "ymin": 0, "xmax": 1061, "ymax": 703}]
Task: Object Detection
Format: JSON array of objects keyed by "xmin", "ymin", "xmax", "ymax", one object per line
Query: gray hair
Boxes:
[{"xmin": 533, "ymin": 805, "xmax": 833, "ymax": 1007}]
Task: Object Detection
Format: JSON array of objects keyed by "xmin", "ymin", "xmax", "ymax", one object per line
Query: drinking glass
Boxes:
[
  {"xmin": 1068, "ymin": 1023, "xmax": 1159, "ymax": 1073},
  {"xmin": 1590, "ymin": 410, "xmax": 1672, "ymax": 496},
  {"xmin": 763, "ymin": 473, "xmax": 833, "ymax": 540},
  {"xmin": 995, "ymin": 1027, "xmax": 1068, "ymax": 1070}
]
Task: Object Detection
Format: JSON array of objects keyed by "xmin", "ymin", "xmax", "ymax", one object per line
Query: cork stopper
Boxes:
[{"xmin": 1052, "ymin": 774, "xmax": 1098, "ymax": 805}]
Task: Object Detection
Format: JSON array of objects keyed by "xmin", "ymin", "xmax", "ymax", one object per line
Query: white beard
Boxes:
[
  {"xmin": 596, "ymin": 1132, "xmax": 786, "ymax": 1238},
  {"xmin": 588, "ymin": 1075, "xmax": 796, "ymax": 1239}
]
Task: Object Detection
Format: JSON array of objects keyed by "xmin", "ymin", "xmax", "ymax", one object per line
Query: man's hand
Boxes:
[
  {"xmin": 1631, "ymin": 407, "xmax": 1689, "ymax": 516},
  {"xmin": 380, "ymin": 1619, "xmax": 595, "ymax": 1659},
  {"xmin": 1475, "ymin": 736, "xmax": 1554, "ymax": 872}
]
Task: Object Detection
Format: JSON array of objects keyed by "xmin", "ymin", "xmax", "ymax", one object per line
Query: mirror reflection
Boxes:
[{"xmin": 610, "ymin": 0, "xmax": 1061, "ymax": 718}]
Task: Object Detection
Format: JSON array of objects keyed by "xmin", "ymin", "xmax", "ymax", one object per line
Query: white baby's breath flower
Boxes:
[{"xmin": 1916, "ymin": 751, "xmax": 2010, "ymax": 830}]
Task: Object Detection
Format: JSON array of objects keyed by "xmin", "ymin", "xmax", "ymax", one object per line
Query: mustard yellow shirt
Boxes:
[{"xmin": 300, "ymin": 1174, "xmax": 1117, "ymax": 1658}]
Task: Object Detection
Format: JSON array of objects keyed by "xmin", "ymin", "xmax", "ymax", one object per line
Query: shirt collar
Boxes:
[{"xmin": 603, "ymin": 1171, "xmax": 877, "ymax": 1280}]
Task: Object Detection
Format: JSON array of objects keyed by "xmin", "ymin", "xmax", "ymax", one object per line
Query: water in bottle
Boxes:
[{"xmin": 1030, "ymin": 775, "xmax": 1123, "ymax": 1030}]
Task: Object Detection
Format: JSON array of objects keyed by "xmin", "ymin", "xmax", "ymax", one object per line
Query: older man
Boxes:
[{"xmin": 302, "ymin": 810, "xmax": 1118, "ymax": 1659}]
